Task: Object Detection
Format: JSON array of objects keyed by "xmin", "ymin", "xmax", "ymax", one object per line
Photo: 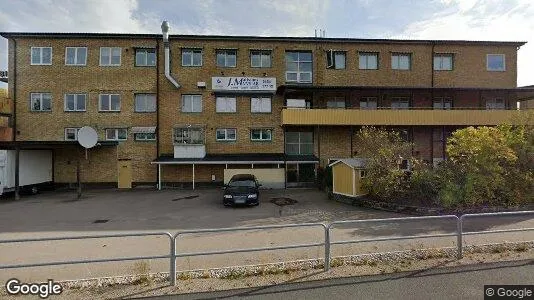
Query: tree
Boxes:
[
  {"xmin": 354, "ymin": 127, "xmax": 418, "ymax": 203},
  {"xmin": 440, "ymin": 125, "xmax": 534, "ymax": 207}
]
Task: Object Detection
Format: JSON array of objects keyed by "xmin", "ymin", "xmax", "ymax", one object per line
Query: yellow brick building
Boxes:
[{"xmin": 1, "ymin": 24, "xmax": 533, "ymax": 189}]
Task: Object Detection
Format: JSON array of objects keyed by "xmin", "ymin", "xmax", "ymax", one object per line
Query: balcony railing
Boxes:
[{"xmin": 281, "ymin": 107, "xmax": 534, "ymax": 126}]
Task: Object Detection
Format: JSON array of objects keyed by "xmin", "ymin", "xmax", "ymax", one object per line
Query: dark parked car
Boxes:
[{"xmin": 223, "ymin": 174, "xmax": 261, "ymax": 206}]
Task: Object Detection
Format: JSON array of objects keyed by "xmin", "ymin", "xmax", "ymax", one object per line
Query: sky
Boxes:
[{"xmin": 0, "ymin": 0, "xmax": 533, "ymax": 87}]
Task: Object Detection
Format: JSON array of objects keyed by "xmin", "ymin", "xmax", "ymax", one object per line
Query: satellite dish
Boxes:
[{"xmin": 78, "ymin": 126, "xmax": 98, "ymax": 149}]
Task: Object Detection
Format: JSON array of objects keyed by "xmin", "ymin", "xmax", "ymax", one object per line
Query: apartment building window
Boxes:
[
  {"xmin": 251, "ymin": 129, "xmax": 272, "ymax": 141},
  {"xmin": 326, "ymin": 51, "xmax": 346, "ymax": 69},
  {"xmin": 99, "ymin": 94, "xmax": 121, "ymax": 112},
  {"xmin": 251, "ymin": 96, "xmax": 271, "ymax": 113},
  {"xmin": 433, "ymin": 128, "xmax": 451, "ymax": 160},
  {"xmin": 173, "ymin": 127, "xmax": 204, "ymax": 144},
  {"xmin": 391, "ymin": 97, "xmax": 410, "ymax": 110},
  {"xmin": 433, "ymin": 97, "xmax": 452, "ymax": 110},
  {"xmin": 106, "ymin": 128, "xmax": 128, "ymax": 141},
  {"xmin": 100, "ymin": 47, "xmax": 121, "ymax": 66},
  {"xmin": 135, "ymin": 94, "xmax": 156, "ymax": 112},
  {"xmin": 360, "ymin": 97, "xmax": 378, "ymax": 109},
  {"xmin": 216, "ymin": 49, "xmax": 237, "ymax": 67},
  {"xmin": 134, "ymin": 133, "xmax": 156, "ymax": 141},
  {"xmin": 285, "ymin": 132, "xmax": 313, "ymax": 155},
  {"xmin": 182, "ymin": 48, "xmax": 202, "ymax": 66},
  {"xmin": 216, "ymin": 128, "xmax": 237, "ymax": 141},
  {"xmin": 486, "ymin": 98, "xmax": 505, "ymax": 110},
  {"xmin": 326, "ymin": 97, "xmax": 346, "ymax": 108},
  {"xmin": 487, "ymin": 54, "xmax": 505, "ymax": 71},
  {"xmin": 135, "ymin": 48, "xmax": 156, "ymax": 66},
  {"xmin": 64, "ymin": 93, "xmax": 86, "ymax": 112},
  {"xmin": 433, "ymin": 54, "xmax": 453, "ymax": 71},
  {"xmin": 31, "ymin": 47, "xmax": 52, "ymax": 65},
  {"xmin": 65, "ymin": 47, "xmax": 87, "ymax": 66},
  {"xmin": 391, "ymin": 53, "xmax": 411, "ymax": 70},
  {"xmin": 182, "ymin": 95, "xmax": 202, "ymax": 113},
  {"xmin": 30, "ymin": 93, "xmax": 52, "ymax": 111},
  {"xmin": 64, "ymin": 128, "xmax": 80, "ymax": 141},
  {"xmin": 359, "ymin": 52, "xmax": 378, "ymax": 70},
  {"xmin": 250, "ymin": 50, "xmax": 271, "ymax": 68},
  {"xmin": 285, "ymin": 51, "xmax": 312, "ymax": 83},
  {"xmin": 216, "ymin": 96, "xmax": 237, "ymax": 113},
  {"xmin": 393, "ymin": 128, "xmax": 411, "ymax": 142}
]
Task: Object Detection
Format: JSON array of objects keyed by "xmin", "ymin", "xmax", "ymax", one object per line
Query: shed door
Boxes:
[{"xmin": 117, "ymin": 159, "xmax": 132, "ymax": 189}]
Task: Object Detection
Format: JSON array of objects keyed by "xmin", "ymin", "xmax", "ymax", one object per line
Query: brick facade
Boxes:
[{"xmin": 2, "ymin": 32, "xmax": 526, "ymax": 186}]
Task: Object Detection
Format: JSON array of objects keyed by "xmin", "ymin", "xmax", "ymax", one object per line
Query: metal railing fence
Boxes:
[{"xmin": 0, "ymin": 211, "xmax": 532, "ymax": 286}]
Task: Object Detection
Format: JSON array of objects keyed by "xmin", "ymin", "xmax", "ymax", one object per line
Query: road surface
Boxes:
[{"xmin": 152, "ymin": 260, "xmax": 533, "ymax": 300}]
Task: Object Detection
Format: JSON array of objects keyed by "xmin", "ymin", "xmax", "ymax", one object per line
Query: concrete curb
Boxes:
[{"xmin": 57, "ymin": 241, "xmax": 533, "ymax": 289}]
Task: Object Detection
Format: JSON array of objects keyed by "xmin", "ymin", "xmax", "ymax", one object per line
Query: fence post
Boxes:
[
  {"xmin": 324, "ymin": 225, "xmax": 331, "ymax": 271},
  {"xmin": 457, "ymin": 216, "xmax": 463, "ymax": 259},
  {"xmin": 170, "ymin": 236, "xmax": 176, "ymax": 286}
]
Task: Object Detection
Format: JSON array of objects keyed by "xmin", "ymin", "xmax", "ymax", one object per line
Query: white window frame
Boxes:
[
  {"xmin": 250, "ymin": 50, "xmax": 271, "ymax": 68},
  {"xmin": 360, "ymin": 97, "xmax": 378, "ymax": 110},
  {"xmin": 250, "ymin": 96, "xmax": 271, "ymax": 113},
  {"xmin": 216, "ymin": 50, "xmax": 237, "ymax": 67},
  {"xmin": 105, "ymin": 128, "xmax": 128, "ymax": 141},
  {"xmin": 391, "ymin": 53, "xmax": 411, "ymax": 70},
  {"xmin": 359, "ymin": 52, "xmax": 379, "ymax": 70},
  {"xmin": 64, "ymin": 128, "xmax": 81, "ymax": 141},
  {"xmin": 65, "ymin": 47, "xmax": 87, "ymax": 66},
  {"xmin": 433, "ymin": 53, "xmax": 453, "ymax": 71},
  {"xmin": 64, "ymin": 93, "xmax": 87, "ymax": 112},
  {"xmin": 134, "ymin": 133, "xmax": 156, "ymax": 141},
  {"xmin": 433, "ymin": 97, "xmax": 453, "ymax": 110},
  {"xmin": 216, "ymin": 96, "xmax": 237, "ymax": 113},
  {"xmin": 216, "ymin": 128, "xmax": 237, "ymax": 141},
  {"xmin": 99, "ymin": 47, "xmax": 122, "ymax": 66},
  {"xmin": 326, "ymin": 51, "xmax": 346, "ymax": 70},
  {"xmin": 30, "ymin": 47, "xmax": 52, "ymax": 65},
  {"xmin": 99, "ymin": 94, "xmax": 121, "ymax": 112},
  {"xmin": 285, "ymin": 131, "xmax": 314, "ymax": 155},
  {"xmin": 173, "ymin": 127, "xmax": 204, "ymax": 144},
  {"xmin": 181, "ymin": 49, "xmax": 203, "ymax": 66},
  {"xmin": 250, "ymin": 129, "xmax": 272, "ymax": 141},
  {"xmin": 30, "ymin": 93, "xmax": 52, "ymax": 112},
  {"xmin": 391, "ymin": 97, "xmax": 410, "ymax": 110},
  {"xmin": 182, "ymin": 95, "xmax": 202, "ymax": 113},
  {"xmin": 134, "ymin": 94, "xmax": 157, "ymax": 112},
  {"xmin": 486, "ymin": 98, "xmax": 505, "ymax": 110},
  {"xmin": 135, "ymin": 48, "xmax": 156, "ymax": 66},
  {"xmin": 326, "ymin": 97, "xmax": 346, "ymax": 109},
  {"xmin": 487, "ymin": 54, "xmax": 505, "ymax": 71},
  {"xmin": 285, "ymin": 51, "xmax": 313, "ymax": 83}
]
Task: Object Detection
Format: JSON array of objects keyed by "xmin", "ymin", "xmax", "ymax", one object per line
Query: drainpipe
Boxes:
[
  {"xmin": 11, "ymin": 38, "xmax": 17, "ymax": 142},
  {"xmin": 161, "ymin": 21, "xmax": 181, "ymax": 88}
]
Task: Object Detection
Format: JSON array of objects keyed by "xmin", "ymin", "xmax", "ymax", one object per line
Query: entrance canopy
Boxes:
[{"xmin": 152, "ymin": 153, "xmax": 319, "ymax": 190}]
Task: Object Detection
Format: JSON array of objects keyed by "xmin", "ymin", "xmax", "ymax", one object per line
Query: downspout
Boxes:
[
  {"xmin": 156, "ymin": 39, "xmax": 160, "ymax": 188},
  {"xmin": 161, "ymin": 21, "xmax": 181, "ymax": 88},
  {"xmin": 12, "ymin": 38, "xmax": 17, "ymax": 142}
]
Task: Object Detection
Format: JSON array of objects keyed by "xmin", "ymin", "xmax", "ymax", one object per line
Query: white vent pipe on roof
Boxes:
[{"xmin": 161, "ymin": 20, "xmax": 180, "ymax": 88}]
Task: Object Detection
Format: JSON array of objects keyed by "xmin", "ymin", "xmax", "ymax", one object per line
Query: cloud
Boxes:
[
  {"xmin": 0, "ymin": 0, "xmax": 159, "ymax": 33},
  {"xmin": 397, "ymin": 0, "xmax": 534, "ymax": 86}
]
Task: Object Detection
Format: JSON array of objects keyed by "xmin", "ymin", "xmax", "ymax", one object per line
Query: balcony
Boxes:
[{"xmin": 281, "ymin": 108, "xmax": 534, "ymax": 126}]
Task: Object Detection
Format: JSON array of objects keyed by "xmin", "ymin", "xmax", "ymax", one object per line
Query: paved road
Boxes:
[
  {"xmin": 0, "ymin": 188, "xmax": 532, "ymax": 282},
  {"xmin": 147, "ymin": 260, "xmax": 534, "ymax": 300}
]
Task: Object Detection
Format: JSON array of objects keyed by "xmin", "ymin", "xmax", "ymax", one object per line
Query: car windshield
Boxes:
[{"xmin": 228, "ymin": 179, "xmax": 256, "ymax": 188}]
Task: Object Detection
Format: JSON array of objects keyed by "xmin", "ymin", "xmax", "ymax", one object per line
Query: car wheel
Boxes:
[{"xmin": 30, "ymin": 186, "xmax": 39, "ymax": 195}]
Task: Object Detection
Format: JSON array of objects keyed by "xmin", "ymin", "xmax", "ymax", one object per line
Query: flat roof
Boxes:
[
  {"xmin": 0, "ymin": 32, "xmax": 526, "ymax": 46},
  {"xmin": 152, "ymin": 153, "xmax": 319, "ymax": 164},
  {"xmin": 0, "ymin": 140, "xmax": 118, "ymax": 149}
]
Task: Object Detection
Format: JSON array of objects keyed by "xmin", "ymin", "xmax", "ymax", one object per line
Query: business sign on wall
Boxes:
[{"xmin": 211, "ymin": 77, "xmax": 276, "ymax": 92}]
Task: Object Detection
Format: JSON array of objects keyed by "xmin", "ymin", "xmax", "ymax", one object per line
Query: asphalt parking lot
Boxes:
[
  {"xmin": 0, "ymin": 187, "xmax": 532, "ymax": 283},
  {"xmin": 0, "ymin": 187, "xmax": 401, "ymax": 233}
]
